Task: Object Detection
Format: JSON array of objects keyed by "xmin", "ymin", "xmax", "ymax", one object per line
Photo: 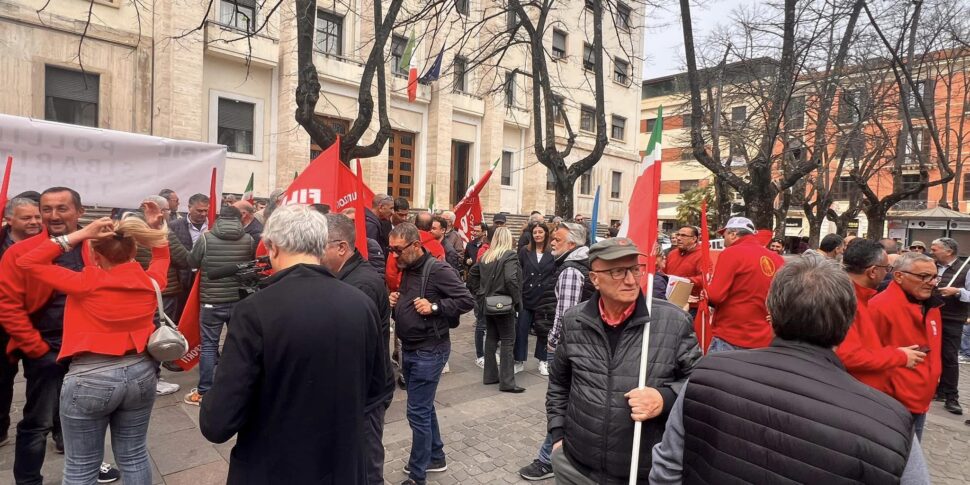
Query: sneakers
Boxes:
[
  {"xmin": 944, "ymin": 397, "xmax": 964, "ymax": 415},
  {"xmin": 538, "ymin": 360, "xmax": 549, "ymax": 376},
  {"xmin": 519, "ymin": 459, "xmax": 554, "ymax": 481},
  {"xmin": 98, "ymin": 463, "xmax": 120, "ymax": 483},
  {"xmin": 514, "ymin": 362, "xmax": 525, "ymax": 374},
  {"xmin": 183, "ymin": 388, "xmax": 203, "ymax": 406},
  {"xmin": 156, "ymin": 380, "xmax": 180, "ymax": 396},
  {"xmin": 960, "ymin": 355, "xmax": 970, "ymax": 365},
  {"xmin": 403, "ymin": 458, "xmax": 448, "ymax": 474},
  {"xmin": 475, "ymin": 357, "xmax": 485, "ymax": 369},
  {"xmin": 441, "ymin": 362, "xmax": 450, "ymax": 374}
]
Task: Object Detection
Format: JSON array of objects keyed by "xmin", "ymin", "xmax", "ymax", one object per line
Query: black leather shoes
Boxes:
[
  {"xmin": 501, "ymin": 387, "xmax": 526, "ymax": 393},
  {"xmin": 944, "ymin": 398, "xmax": 963, "ymax": 415}
]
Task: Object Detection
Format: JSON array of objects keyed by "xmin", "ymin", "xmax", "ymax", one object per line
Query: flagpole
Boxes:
[
  {"xmin": 0, "ymin": 156, "xmax": 13, "ymax": 219},
  {"xmin": 628, "ymin": 277, "xmax": 654, "ymax": 485}
]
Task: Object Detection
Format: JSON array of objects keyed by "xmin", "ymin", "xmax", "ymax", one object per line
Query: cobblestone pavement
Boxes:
[{"xmin": 1, "ymin": 312, "xmax": 968, "ymax": 484}]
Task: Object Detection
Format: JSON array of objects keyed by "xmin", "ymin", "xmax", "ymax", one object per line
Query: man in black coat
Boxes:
[
  {"xmin": 547, "ymin": 238, "xmax": 700, "ymax": 484},
  {"xmin": 365, "ymin": 194, "xmax": 393, "ymax": 254},
  {"xmin": 200, "ymin": 205, "xmax": 386, "ymax": 485},
  {"xmin": 323, "ymin": 214, "xmax": 394, "ymax": 485},
  {"xmin": 389, "ymin": 223, "xmax": 475, "ymax": 485}
]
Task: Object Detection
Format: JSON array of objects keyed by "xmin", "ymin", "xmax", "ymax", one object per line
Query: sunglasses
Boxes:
[{"xmin": 388, "ymin": 240, "xmax": 419, "ymax": 255}]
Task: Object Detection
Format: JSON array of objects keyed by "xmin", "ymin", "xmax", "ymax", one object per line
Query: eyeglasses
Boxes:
[
  {"xmin": 872, "ymin": 264, "xmax": 893, "ymax": 272},
  {"xmin": 899, "ymin": 271, "xmax": 941, "ymax": 284},
  {"xmin": 591, "ymin": 264, "xmax": 646, "ymax": 280},
  {"xmin": 909, "ymin": 246, "xmax": 924, "ymax": 250},
  {"xmin": 388, "ymin": 241, "xmax": 418, "ymax": 255}
]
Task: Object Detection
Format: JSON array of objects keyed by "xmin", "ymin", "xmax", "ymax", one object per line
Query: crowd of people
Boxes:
[{"xmin": 0, "ymin": 184, "xmax": 955, "ymax": 484}]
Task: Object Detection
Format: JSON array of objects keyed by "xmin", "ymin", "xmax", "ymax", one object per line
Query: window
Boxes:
[
  {"xmin": 731, "ymin": 105, "xmax": 746, "ymax": 124},
  {"xmin": 310, "ymin": 116, "xmax": 349, "ymax": 160},
  {"xmin": 839, "ymin": 89, "xmax": 866, "ymax": 123},
  {"xmin": 504, "ymin": 71, "xmax": 516, "ymax": 108},
  {"xmin": 963, "ymin": 175, "xmax": 970, "ymax": 201},
  {"xmin": 583, "ymin": 43, "xmax": 595, "ymax": 71},
  {"xmin": 900, "ymin": 172, "xmax": 928, "ymax": 201},
  {"xmin": 904, "ymin": 128, "xmax": 931, "ymax": 163},
  {"xmin": 44, "ymin": 66, "xmax": 99, "ymax": 127},
  {"xmin": 451, "ymin": 141, "xmax": 471, "ymax": 204},
  {"xmin": 786, "ymin": 95, "xmax": 805, "ymax": 130},
  {"xmin": 315, "ymin": 10, "xmax": 342, "ymax": 56},
  {"xmin": 679, "ymin": 180, "xmax": 699, "ymax": 193},
  {"xmin": 552, "ymin": 94, "xmax": 566, "ymax": 124},
  {"xmin": 611, "ymin": 171, "xmax": 622, "ymax": 198},
  {"xmin": 453, "ymin": 56, "xmax": 468, "ymax": 93},
  {"xmin": 546, "ymin": 168, "xmax": 556, "ymax": 191},
  {"xmin": 390, "ymin": 35, "xmax": 408, "ymax": 76},
  {"xmin": 501, "ymin": 151, "xmax": 513, "ymax": 186},
  {"xmin": 614, "ymin": 58, "xmax": 630, "ymax": 84},
  {"xmin": 217, "ymin": 97, "xmax": 255, "ymax": 155},
  {"xmin": 552, "ymin": 30, "xmax": 567, "ymax": 59},
  {"xmin": 455, "ymin": 0, "xmax": 470, "ymax": 16},
  {"xmin": 645, "ymin": 118, "xmax": 656, "ymax": 133},
  {"xmin": 830, "ymin": 176, "xmax": 857, "ymax": 200},
  {"xmin": 909, "ymin": 81, "xmax": 926, "ymax": 110},
  {"xmin": 837, "ymin": 133, "xmax": 865, "ymax": 160},
  {"xmin": 580, "ymin": 170, "xmax": 592, "ymax": 195},
  {"xmin": 615, "ymin": 3, "xmax": 632, "ymax": 30},
  {"xmin": 220, "ymin": 0, "xmax": 256, "ymax": 32},
  {"xmin": 611, "ymin": 115, "xmax": 626, "ymax": 140},
  {"xmin": 580, "ymin": 105, "xmax": 595, "ymax": 132}
]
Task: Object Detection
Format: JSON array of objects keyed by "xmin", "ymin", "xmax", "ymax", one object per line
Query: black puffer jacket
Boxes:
[
  {"xmin": 547, "ymin": 293, "xmax": 701, "ymax": 484},
  {"xmin": 188, "ymin": 217, "xmax": 255, "ymax": 304}
]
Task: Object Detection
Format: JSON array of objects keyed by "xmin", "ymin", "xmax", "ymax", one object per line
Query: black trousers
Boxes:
[
  {"xmin": 0, "ymin": 330, "xmax": 17, "ymax": 438},
  {"xmin": 938, "ymin": 321, "xmax": 963, "ymax": 400},
  {"xmin": 364, "ymin": 400, "xmax": 390, "ymax": 485},
  {"xmin": 483, "ymin": 313, "xmax": 516, "ymax": 390},
  {"xmin": 14, "ymin": 351, "xmax": 66, "ymax": 485}
]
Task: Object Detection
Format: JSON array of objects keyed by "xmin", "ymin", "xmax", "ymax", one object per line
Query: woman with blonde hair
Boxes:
[
  {"xmin": 18, "ymin": 203, "xmax": 170, "ymax": 485},
  {"xmin": 468, "ymin": 226, "xmax": 524, "ymax": 392}
]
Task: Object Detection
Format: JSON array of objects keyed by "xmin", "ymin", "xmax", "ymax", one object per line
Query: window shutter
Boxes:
[
  {"xmin": 46, "ymin": 67, "xmax": 99, "ymax": 104},
  {"xmin": 218, "ymin": 98, "xmax": 255, "ymax": 131}
]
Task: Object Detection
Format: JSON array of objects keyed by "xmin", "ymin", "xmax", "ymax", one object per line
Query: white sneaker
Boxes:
[
  {"xmin": 959, "ymin": 355, "xmax": 970, "ymax": 365},
  {"xmin": 496, "ymin": 352, "xmax": 501, "ymax": 365},
  {"xmin": 538, "ymin": 360, "xmax": 549, "ymax": 376},
  {"xmin": 441, "ymin": 362, "xmax": 450, "ymax": 374},
  {"xmin": 475, "ymin": 357, "xmax": 485, "ymax": 369},
  {"xmin": 155, "ymin": 380, "xmax": 180, "ymax": 396},
  {"xmin": 514, "ymin": 362, "xmax": 525, "ymax": 374}
]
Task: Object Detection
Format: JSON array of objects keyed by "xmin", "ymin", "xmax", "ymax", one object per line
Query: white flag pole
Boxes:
[{"xmin": 628, "ymin": 275, "xmax": 654, "ymax": 484}]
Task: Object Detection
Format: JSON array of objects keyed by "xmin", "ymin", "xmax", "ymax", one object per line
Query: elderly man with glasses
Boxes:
[
  {"xmin": 869, "ymin": 252, "xmax": 944, "ymax": 440},
  {"xmin": 665, "ymin": 225, "xmax": 706, "ymax": 317},
  {"xmin": 837, "ymin": 240, "xmax": 925, "ymax": 393},
  {"xmin": 545, "ymin": 238, "xmax": 700, "ymax": 484}
]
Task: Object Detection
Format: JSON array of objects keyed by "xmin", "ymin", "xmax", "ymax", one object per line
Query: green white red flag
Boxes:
[
  {"xmin": 399, "ymin": 30, "xmax": 419, "ymax": 102},
  {"xmin": 618, "ymin": 106, "xmax": 663, "ymax": 290},
  {"xmin": 242, "ymin": 172, "xmax": 254, "ymax": 203}
]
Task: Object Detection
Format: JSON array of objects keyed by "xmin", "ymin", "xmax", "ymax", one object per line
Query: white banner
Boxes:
[{"xmin": 0, "ymin": 114, "xmax": 226, "ymax": 208}]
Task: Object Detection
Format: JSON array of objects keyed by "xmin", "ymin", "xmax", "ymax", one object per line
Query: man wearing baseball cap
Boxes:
[
  {"xmin": 706, "ymin": 217, "xmax": 785, "ymax": 352},
  {"xmin": 545, "ymin": 237, "xmax": 700, "ymax": 484}
]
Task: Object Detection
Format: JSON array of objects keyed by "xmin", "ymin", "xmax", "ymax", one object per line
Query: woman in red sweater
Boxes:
[{"xmin": 18, "ymin": 212, "xmax": 169, "ymax": 485}]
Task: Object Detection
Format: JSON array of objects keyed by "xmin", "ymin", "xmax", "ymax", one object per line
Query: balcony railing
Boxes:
[{"xmin": 891, "ymin": 199, "xmax": 930, "ymax": 211}]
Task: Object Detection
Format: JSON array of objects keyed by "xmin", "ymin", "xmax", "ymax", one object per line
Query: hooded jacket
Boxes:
[
  {"xmin": 836, "ymin": 282, "xmax": 907, "ymax": 392},
  {"xmin": 869, "ymin": 281, "xmax": 943, "ymax": 413},
  {"xmin": 188, "ymin": 217, "xmax": 255, "ymax": 304}
]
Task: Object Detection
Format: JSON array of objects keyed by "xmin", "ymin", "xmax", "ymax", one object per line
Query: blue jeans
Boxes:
[
  {"xmin": 536, "ymin": 350, "xmax": 556, "ymax": 466},
  {"xmin": 60, "ymin": 357, "xmax": 156, "ymax": 485},
  {"xmin": 961, "ymin": 324, "xmax": 970, "ymax": 358},
  {"xmin": 912, "ymin": 413, "xmax": 926, "ymax": 441},
  {"xmin": 199, "ymin": 302, "xmax": 235, "ymax": 394},
  {"xmin": 402, "ymin": 340, "xmax": 450, "ymax": 482},
  {"xmin": 707, "ymin": 336, "xmax": 748, "ymax": 354},
  {"xmin": 515, "ymin": 309, "xmax": 550, "ymax": 363},
  {"xmin": 15, "ymin": 351, "xmax": 66, "ymax": 485}
]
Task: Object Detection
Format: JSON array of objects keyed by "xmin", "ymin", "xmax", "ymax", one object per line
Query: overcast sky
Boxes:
[{"xmin": 641, "ymin": 0, "xmax": 753, "ymax": 80}]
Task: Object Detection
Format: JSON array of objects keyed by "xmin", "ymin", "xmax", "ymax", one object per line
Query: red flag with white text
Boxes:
[
  {"xmin": 453, "ymin": 158, "xmax": 499, "ymax": 242},
  {"xmin": 280, "ymin": 138, "xmax": 375, "ymax": 211}
]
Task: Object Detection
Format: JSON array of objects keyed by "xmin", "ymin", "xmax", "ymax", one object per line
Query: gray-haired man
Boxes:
[{"xmin": 928, "ymin": 237, "xmax": 969, "ymax": 415}]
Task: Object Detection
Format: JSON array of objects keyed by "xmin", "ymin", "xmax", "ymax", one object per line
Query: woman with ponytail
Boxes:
[{"xmin": 18, "ymin": 202, "xmax": 169, "ymax": 485}]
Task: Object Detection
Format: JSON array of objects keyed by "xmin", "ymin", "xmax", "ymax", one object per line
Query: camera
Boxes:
[{"xmin": 208, "ymin": 256, "xmax": 272, "ymax": 298}]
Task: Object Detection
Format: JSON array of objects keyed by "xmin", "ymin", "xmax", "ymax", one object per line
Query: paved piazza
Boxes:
[{"xmin": 1, "ymin": 312, "xmax": 968, "ymax": 484}]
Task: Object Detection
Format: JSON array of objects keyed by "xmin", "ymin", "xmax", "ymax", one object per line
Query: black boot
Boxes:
[{"xmin": 944, "ymin": 397, "xmax": 963, "ymax": 415}]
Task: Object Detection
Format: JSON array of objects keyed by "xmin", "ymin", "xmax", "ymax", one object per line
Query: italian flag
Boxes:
[
  {"xmin": 618, "ymin": 106, "xmax": 663, "ymax": 286},
  {"xmin": 428, "ymin": 183, "xmax": 436, "ymax": 212},
  {"xmin": 242, "ymin": 172, "xmax": 254, "ymax": 203},
  {"xmin": 399, "ymin": 30, "xmax": 419, "ymax": 102}
]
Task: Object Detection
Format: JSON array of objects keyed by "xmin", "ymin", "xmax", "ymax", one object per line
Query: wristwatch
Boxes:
[{"xmin": 431, "ymin": 303, "xmax": 439, "ymax": 314}]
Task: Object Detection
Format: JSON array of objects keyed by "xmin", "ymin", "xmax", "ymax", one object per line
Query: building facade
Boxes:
[{"xmin": 0, "ymin": 0, "xmax": 644, "ymax": 222}]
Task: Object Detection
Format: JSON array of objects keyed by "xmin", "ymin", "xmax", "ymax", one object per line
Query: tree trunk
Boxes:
[
  {"xmin": 554, "ymin": 178, "xmax": 575, "ymax": 219},
  {"xmin": 742, "ymin": 186, "xmax": 776, "ymax": 229},
  {"xmin": 864, "ymin": 204, "xmax": 888, "ymax": 239}
]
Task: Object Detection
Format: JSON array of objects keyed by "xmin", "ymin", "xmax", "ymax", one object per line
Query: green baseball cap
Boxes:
[{"xmin": 588, "ymin": 237, "xmax": 645, "ymax": 262}]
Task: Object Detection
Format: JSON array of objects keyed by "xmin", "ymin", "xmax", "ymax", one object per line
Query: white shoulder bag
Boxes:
[{"xmin": 147, "ymin": 278, "xmax": 190, "ymax": 362}]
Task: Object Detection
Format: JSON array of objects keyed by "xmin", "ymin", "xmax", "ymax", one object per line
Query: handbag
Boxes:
[
  {"xmin": 147, "ymin": 279, "xmax": 190, "ymax": 362},
  {"xmin": 482, "ymin": 256, "xmax": 515, "ymax": 316}
]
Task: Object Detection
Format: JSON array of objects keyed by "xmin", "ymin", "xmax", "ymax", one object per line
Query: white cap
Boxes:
[{"xmin": 718, "ymin": 216, "xmax": 756, "ymax": 235}]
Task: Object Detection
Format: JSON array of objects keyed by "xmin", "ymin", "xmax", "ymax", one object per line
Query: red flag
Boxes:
[
  {"xmin": 208, "ymin": 167, "xmax": 218, "ymax": 227},
  {"xmin": 618, "ymin": 107, "xmax": 663, "ymax": 290},
  {"xmin": 694, "ymin": 200, "xmax": 714, "ymax": 354},
  {"xmin": 0, "ymin": 156, "xmax": 12, "ymax": 220},
  {"xmin": 453, "ymin": 158, "xmax": 499, "ymax": 242},
  {"xmin": 173, "ymin": 274, "xmax": 203, "ymax": 370},
  {"xmin": 280, "ymin": 137, "xmax": 375, "ymax": 211},
  {"xmin": 353, "ymin": 160, "xmax": 369, "ymax": 258}
]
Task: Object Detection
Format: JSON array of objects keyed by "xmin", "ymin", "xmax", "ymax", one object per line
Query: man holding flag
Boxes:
[{"xmin": 544, "ymin": 238, "xmax": 700, "ymax": 484}]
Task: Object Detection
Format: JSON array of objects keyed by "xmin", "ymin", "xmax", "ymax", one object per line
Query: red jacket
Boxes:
[
  {"xmin": 707, "ymin": 235, "xmax": 784, "ymax": 348},
  {"xmin": 665, "ymin": 245, "xmax": 705, "ymax": 306},
  {"xmin": 836, "ymin": 282, "xmax": 907, "ymax": 392},
  {"xmin": 869, "ymin": 281, "xmax": 943, "ymax": 414},
  {"xmin": 385, "ymin": 231, "xmax": 445, "ymax": 291},
  {"xmin": 0, "ymin": 230, "xmax": 96, "ymax": 359},
  {"xmin": 17, "ymin": 240, "xmax": 170, "ymax": 361}
]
